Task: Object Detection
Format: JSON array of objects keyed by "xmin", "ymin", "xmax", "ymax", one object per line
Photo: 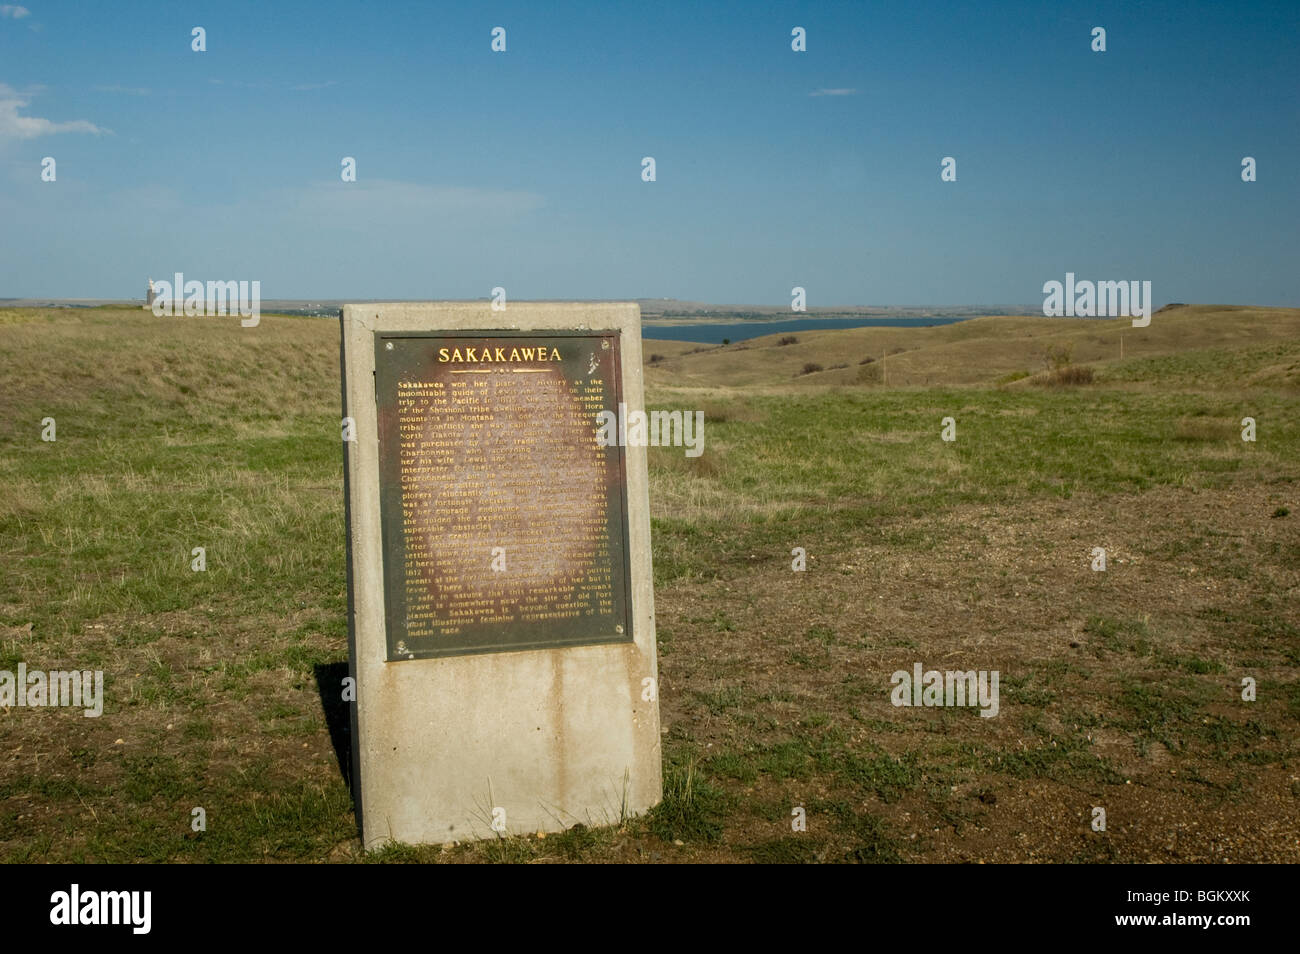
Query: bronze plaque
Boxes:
[{"xmin": 373, "ymin": 330, "xmax": 633, "ymax": 660}]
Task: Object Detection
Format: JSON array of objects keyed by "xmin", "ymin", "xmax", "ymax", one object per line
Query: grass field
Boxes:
[{"xmin": 1, "ymin": 304, "xmax": 1296, "ymax": 863}]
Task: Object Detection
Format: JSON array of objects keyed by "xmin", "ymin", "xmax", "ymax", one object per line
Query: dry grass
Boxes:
[
  {"xmin": 1032, "ymin": 365, "xmax": 1096, "ymax": 387},
  {"xmin": 644, "ymin": 305, "xmax": 1300, "ymax": 390},
  {"xmin": 1, "ymin": 304, "xmax": 1297, "ymax": 863}
]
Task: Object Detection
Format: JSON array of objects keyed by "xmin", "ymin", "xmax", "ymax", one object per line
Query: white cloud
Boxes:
[
  {"xmin": 809, "ymin": 88, "xmax": 858, "ymax": 97},
  {"xmin": 0, "ymin": 5, "xmax": 31, "ymax": 19},
  {"xmin": 0, "ymin": 83, "xmax": 108, "ymax": 140}
]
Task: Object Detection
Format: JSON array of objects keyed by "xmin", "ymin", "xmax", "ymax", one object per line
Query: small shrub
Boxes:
[
  {"xmin": 1032, "ymin": 365, "xmax": 1094, "ymax": 387},
  {"xmin": 1043, "ymin": 342, "xmax": 1074, "ymax": 372},
  {"xmin": 797, "ymin": 362, "xmax": 823, "ymax": 376},
  {"xmin": 858, "ymin": 356, "xmax": 875, "ymax": 365},
  {"xmin": 856, "ymin": 363, "xmax": 882, "ymax": 384},
  {"xmin": 1053, "ymin": 365, "xmax": 1094, "ymax": 385},
  {"xmin": 778, "ymin": 336, "xmax": 798, "ymax": 346},
  {"xmin": 1031, "ymin": 343, "xmax": 1093, "ymax": 387},
  {"xmin": 648, "ymin": 354, "xmax": 664, "ymax": 364}
]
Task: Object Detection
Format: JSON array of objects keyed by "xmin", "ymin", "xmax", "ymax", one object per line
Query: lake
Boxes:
[{"xmin": 641, "ymin": 316, "xmax": 972, "ymax": 344}]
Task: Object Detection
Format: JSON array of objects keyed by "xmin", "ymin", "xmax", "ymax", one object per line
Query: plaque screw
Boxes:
[
  {"xmin": 602, "ymin": 341, "xmax": 609, "ymax": 350},
  {"xmin": 396, "ymin": 640, "xmax": 407, "ymax": 653},
  {"xmin": 615, "ymin": 624, "xmax": 624, "ymax": 634},
  {"xmin": 385, "ymin": 342, "xmax": 394, "ymax": 351}
]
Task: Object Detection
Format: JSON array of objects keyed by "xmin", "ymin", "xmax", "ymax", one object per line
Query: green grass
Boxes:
[
  {"xmin": 2, "ymin": 306, "xmax": 1298, "ymax": 863},
  {"xmin": 649, "ymin": 386, "xmax": 1299, "ymax": 585},
  {"xmin": 992, "ymin": 736, "xmax": 1125, "ymax": 785},
  {"xmin": 646, "ymin": 752, "xmax": 729, "ymax": 845},
  {"xmin": 1101, "ymin": 341, "xmax": 1300, "ymax": 391}
]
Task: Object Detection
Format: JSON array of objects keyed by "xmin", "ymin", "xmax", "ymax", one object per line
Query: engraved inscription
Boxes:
[{"xmin": 375, "ymin": 332, "xmax": 632, "ymax": 659}]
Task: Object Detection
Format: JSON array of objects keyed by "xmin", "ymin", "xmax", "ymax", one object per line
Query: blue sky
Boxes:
[{"xmin": 1, "ymin": 0, "xmax": 1296, "ymax": 304}]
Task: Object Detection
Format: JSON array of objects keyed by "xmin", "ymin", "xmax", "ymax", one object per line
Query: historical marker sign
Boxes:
[
  {"xmin": 374, "ymin": 331, "xmax": 633, "ymax": 660},
  {"xmin": 340, "ymin": 303, "xmax": 661, "ymax": 848}
]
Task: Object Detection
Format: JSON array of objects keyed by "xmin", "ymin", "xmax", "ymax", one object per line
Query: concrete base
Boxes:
[{"xmin": 339, "ymin": 302, "xmax": 662, "ymax": 847}]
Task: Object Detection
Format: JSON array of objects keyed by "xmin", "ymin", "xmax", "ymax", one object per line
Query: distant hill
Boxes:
[
  {"xmin": 636, "ymin": 300, "xmax": 1043, "ymax": 322},
  {"xmin": 0, "ymin": 297, "xmax": 1045, "ymax": 322},
  {"xmin": 644, "ymin": 304, "xmax": 1300, "ymax": 391}
]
